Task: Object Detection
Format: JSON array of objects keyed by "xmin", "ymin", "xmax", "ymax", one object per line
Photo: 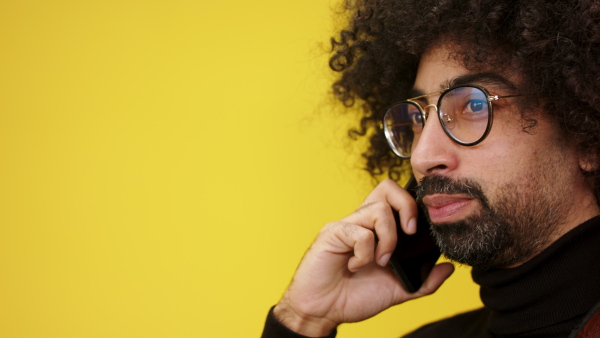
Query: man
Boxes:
[{"xmin": 262, "ymin": 0, "xmax": 600, "ymax": 337}]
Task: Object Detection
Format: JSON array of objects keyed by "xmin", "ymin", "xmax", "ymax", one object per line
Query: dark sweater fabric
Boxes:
[
  {"xmin": 406, "ymin": 216, "xmax": 600, "ymax": 338},
  {"xmin": 263, "ymin": 216, "xmax": 600, "ymax": 338}
]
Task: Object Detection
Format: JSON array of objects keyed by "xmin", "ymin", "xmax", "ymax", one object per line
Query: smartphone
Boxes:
[{"xmin": 388, "ymin": 176, "xmax": 441, "ymax": 293}]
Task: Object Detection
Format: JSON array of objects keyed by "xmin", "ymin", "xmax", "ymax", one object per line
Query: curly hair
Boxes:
[{"xmin": 330, "ymin": 0, "xmax": 600, "ymax": 198}]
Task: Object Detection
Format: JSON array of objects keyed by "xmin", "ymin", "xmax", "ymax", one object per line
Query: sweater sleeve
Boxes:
[{"xmin": 261, "ymin": 306, "xmax": 337, "ymax": 338}]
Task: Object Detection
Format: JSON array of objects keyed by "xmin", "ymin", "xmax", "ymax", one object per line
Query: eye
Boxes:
[
  {"xmin": 463, "ymin": 99, "xmax": 487, "ymax": 115},
  {"xmin": 409, "ymin": 112, "xmax": 423, "ymax": 124},
  {"xmin": 408, "ymin": 112, "xmax": 424, "ymax": 132},
  {"xmin": 458, "ymin": 96, "xmax": 488, "ymax": 121}
]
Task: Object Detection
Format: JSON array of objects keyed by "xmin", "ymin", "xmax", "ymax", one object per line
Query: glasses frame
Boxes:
[{"xmin": 383, "ymin": 84, "xmax": 523, "ymax": 159}]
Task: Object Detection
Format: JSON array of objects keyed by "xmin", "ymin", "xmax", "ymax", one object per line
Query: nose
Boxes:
[{"xmin": 410, "ymin": 106, "xmax": 459, "ymax": 179}]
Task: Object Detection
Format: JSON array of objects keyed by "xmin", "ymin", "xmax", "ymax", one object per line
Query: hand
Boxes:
[{"xmin": 273, "ymin": 179, "xmax": 455, "ymax": 337}]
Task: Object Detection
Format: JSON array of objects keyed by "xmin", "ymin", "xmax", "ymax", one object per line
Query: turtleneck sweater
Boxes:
[
  {"xmin": 405, "ymin": 215, "xmax": 600, "ymax": 337},
  {"xmin": 262, "ymin": 216, "xmax": 600, "ymax": 338}
]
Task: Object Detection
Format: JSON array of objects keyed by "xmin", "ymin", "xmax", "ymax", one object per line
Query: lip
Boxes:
[{"xmin": 422, "ymin": 194, "xmax": 476, "ymax": 223}]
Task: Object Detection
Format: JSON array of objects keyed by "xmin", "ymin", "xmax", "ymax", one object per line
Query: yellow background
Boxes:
[{"xmin": 0, "ymin": 1, "xmax": 482, "ymax": 337}]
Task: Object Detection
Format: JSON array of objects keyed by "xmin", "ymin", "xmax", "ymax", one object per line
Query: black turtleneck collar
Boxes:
[{"xmin": 472, "ymin": 216, "xmax": 600, "ymax": 337}]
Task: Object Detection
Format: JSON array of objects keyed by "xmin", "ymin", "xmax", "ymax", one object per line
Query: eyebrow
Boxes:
[{"xmin": 407, "ymin": 72, "xmax": 518, "ymax": 101}]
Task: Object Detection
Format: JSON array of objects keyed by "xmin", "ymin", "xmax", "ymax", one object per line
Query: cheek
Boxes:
[
  {"xmin": 463, "ymin": 142, "xmax": 514, "ymax": 179},
  {"xmin": 501, "ymin": 135, "xmax": 573, "ymax": 192},
  {"xmin": 460, "ymin": 138, "xmax": 542, "ymax": 196}
]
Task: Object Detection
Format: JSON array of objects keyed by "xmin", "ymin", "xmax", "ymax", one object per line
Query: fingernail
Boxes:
[
  {"xmin": 379, "ymin": 253, "xmax": 391, "ymax": 266},
  {"xmin": 407, "ymin": 218, "xmax": 417, "ymax": 234}
]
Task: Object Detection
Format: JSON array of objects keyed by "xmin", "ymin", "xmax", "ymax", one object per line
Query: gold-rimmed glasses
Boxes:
[{"xmin": 382, "ymin": 84, "xmax": 523, "ymax": 159}]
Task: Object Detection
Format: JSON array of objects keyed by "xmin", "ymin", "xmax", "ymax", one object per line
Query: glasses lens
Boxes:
[
  {"xmin": 438, "ymin": 86, "xmax": 490, "ymax": 144},
  {"xmin": 383, "ymin": 102, "xmax": 423, "ymax": 158}
]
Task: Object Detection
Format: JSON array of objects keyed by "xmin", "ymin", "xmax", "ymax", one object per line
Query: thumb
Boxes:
[{"xmin": 413, "ymin": 262, "xmax": 455, "ymax": 298}]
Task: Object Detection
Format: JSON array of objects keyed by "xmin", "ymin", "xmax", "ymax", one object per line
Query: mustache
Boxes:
[{"xmin": 415, "ymin": 175, "xmax": 487, "ymax": 204}]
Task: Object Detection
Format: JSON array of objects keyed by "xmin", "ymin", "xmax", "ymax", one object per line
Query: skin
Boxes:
[
  {"xmin": 410, "ymin": 45, "xmax": 599, "ymax": 255},
  {"xmin": 273, "ymin": 44, "xmax": 600, "ymax": 337}
]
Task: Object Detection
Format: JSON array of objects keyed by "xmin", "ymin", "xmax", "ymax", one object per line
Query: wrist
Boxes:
[{"xmin": 273, "ymin": 302, "xmax": 338, "ymax": 337}]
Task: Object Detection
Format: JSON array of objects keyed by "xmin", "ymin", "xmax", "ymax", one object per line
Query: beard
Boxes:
[{"xmin": 415, "ymin": 175, "xmax": 566, "ymax": 269}]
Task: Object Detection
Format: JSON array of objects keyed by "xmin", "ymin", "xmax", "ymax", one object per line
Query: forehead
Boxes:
[
  {"xmin": 411, "ymin": 44, "xmax": 518, "ymax": 99},
  {"xmin": 414, "ymin": 46, "xmax": 464, "ymax": 93}
]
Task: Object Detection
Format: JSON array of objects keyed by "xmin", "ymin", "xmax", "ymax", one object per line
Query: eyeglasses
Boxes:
[{"xmin": 382, "ymin": 84, "xmax": 522, "ymax": 159}]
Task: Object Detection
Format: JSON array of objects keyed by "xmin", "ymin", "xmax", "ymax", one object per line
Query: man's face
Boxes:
[{"xmin": 409, "ymin": 44, "xmax": 598, "ymax": 269}]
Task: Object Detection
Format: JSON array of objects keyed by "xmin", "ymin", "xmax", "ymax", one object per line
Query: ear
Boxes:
[{"xmin": 579, "ymin": 151, "xmax": 599, "ymax": 173}]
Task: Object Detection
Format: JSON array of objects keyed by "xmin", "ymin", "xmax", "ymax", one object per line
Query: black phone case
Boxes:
[{"xmin": 388, "ymin": 177, "xmax": 441, "ymax": 293}]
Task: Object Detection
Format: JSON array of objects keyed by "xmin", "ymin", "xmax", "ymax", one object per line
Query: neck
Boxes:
[{"xmin": 472, "ymin": 216, "xmax": 600, "ymax": 336}]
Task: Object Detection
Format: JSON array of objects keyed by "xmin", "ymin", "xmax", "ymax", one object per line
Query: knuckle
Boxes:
[
  {"xmin": 356, "ymin": 201, "xmax": 389, "ymax": 215},
  {"xmin": 356, "ymin": 228, "xmax": 375, "ymax": 243},
  {"xmin": 381, "ymin": 178, "xmax": 396, "ymax": 185},
  {"xmin": 320, "ymin": 221, "xmax": 356, "ymax": 238},
  {"xmin": 380, "ymin": 178, "xmax": 399, "ymax": 188},
  {"xmin": 319, "ymin": 222, "xmax": 338, "ymax": 236},
  {"xmin": 372, "ymin": 201, "xmax": 390, "ymax": 214},
  {"xmin": 355, "ymin": 202, "xmax": 374, "ymax": 214}
]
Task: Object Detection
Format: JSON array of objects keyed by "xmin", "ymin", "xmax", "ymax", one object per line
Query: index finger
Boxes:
[
  {"xmin": 342, "ymin": 179, "xmax": 419, "ymax": 265},
  {"xmin": 362, "ymin": 179, "xmax": 419, "ymax": 235}
]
